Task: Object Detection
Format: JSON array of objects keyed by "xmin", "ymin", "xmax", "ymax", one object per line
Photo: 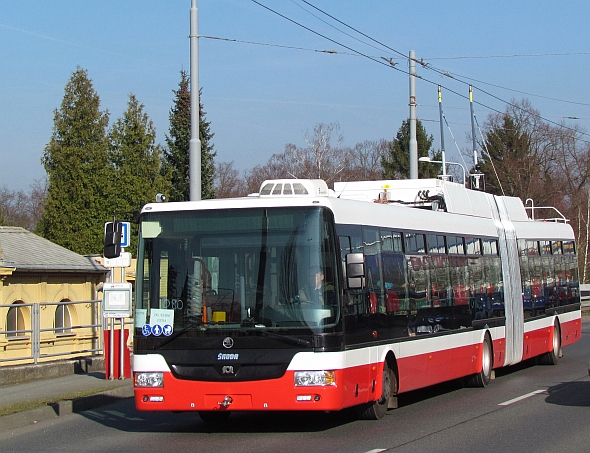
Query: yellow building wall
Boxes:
[{"xmin": 0, "ymin": 271, "xmax": 105, "ymax": 366}]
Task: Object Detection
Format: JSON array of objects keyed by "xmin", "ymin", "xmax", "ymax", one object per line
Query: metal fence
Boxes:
[{"xmin": 0, "ymin": 300, "xmax": 132, "ymax": 365}]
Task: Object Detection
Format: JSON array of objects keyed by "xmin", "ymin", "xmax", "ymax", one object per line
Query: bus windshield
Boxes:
[{"xmin": 135, "ymin": 207, "xmax": 340, "ymax": 336}]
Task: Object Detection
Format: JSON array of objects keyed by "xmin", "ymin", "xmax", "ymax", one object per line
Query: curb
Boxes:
[
  {"xmin": 0, "ymin": 356, "xmax": 106, "ymax": 386},
  {"xmin": 0, "ymin": 384, "xmax": 134, "ymax": 431}
]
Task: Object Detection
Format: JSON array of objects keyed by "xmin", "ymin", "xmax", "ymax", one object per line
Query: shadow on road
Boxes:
[
  {"xmin": 545, "ymin": 381, "xmax": 590, "ymax": 407},
  {"xmin": 80, "ymin": 398, "xmax": 361, "ymax": 434}
]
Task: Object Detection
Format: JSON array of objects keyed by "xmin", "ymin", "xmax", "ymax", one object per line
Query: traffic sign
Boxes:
[{"xmin": 120, "ymin": 222, "xmax": 130, "ymax": 248}]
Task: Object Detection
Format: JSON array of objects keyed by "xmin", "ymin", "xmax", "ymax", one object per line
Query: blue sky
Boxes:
[{"xmin": 1, "ymin": 0, "xmax": 589, "ymax": 192}]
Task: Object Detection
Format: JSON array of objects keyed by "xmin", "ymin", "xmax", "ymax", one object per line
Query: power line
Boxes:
[
  {"xmin": 288, "ymin": 0, "xmax": 388, "ymax": 56},
  {"xmin": 298, "ymin": 1, "xmax": 590, "ymax": 141},
  {"xmin": 199, "ymin": 35, "xmax": 349, "ymax": 55},
  {"xmin": 298, "ymin": 0, "xmax": 407, "ymax": 59},
  {"xmin": 250, "ymin": 0, "xmax": 400, "ymax": 72},
  {"xmin": 250, "ymin": 0, "xmax": 590, "ymax": 143},
  {"xmin": 424, "ymin": 51, "xmax": 590, "ymax": 60},
  {"xmin": 424, "ymin": 64, "xmax": 590, "ymax": 108}
]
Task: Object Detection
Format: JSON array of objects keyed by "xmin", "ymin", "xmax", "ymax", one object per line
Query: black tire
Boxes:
[
  {"xmin": 466, "ymin": 335, "xmax": 493, "ymax": 388},
  {"xmin": 538, "ymin": 323, "xmax": 561, "ymax": 365},
  {"xmin": 356, "ymin": 361, "xmax": 396, "ymax": 420},
  {"xmin": 198, "ymin": 410, "xmax": 231, "ymax": 423}
]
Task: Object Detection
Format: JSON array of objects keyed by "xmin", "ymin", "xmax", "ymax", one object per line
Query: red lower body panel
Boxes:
[
  {"xmin": 135, "ymin": 315, "xmax": 582, "ymax": 413},
  {"xmin": 135, "ymin": 365, "xmax": 377, "ymax": 412}
]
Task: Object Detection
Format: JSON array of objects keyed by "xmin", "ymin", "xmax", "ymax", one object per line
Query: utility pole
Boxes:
[
  {"xmin": 189, "ymin": 0, "xmax": 202, "ymax": 201},
  {"xmin": 409, "ymin": 50, "xmax": 418, "ymax": 179}
]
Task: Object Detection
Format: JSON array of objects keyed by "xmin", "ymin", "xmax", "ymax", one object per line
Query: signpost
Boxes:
[{"xmin": 102, "ymin": 220, "xmax": 133, "ymax": 380}]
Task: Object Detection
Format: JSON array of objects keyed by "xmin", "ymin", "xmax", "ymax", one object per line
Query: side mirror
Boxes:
[
  {"xmin": 345, "ymin": 253, "xmax": 365, "ymax": 289},
  {"xmin": 104, "ymin": 221, "xmax": 123, "ymax": 259}
]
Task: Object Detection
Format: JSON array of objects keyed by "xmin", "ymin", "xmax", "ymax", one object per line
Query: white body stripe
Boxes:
[{"xmin": 134, "ymin": 353, "xmax": 171, "ymax": 372}]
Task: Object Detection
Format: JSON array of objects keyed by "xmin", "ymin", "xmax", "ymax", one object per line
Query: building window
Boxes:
[
  {"xmin": 55, "ymin": 300, "xmax": 73, "ymax": 334},
  {"xmin": 6, "ymin": 301, "xmax": 26, "ymax": 338}
]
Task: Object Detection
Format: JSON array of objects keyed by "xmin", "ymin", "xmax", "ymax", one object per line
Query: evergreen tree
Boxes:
[
  {"xmin": 382, "ymin": 119, "xmax": 441, "ymax": 179},
  {"xmin": 199, "ymin": 96, "xmax": 216, "ymax": 199},
  {"xmin": 108, "ymin": 94, "xmax": 169, "ymax": 252},
  {"xmin": 38, "ymin": 67, "xmax": 111, "ymax": 255},
  {"xmin": 162, "ymin": 70, "xmax": 216, "ymax": 201}
]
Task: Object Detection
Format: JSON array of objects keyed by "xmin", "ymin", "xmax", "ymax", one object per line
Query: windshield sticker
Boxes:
[
  {"xmin": 150, "ymin": 308, "xmax": 174, "ymax": 327},
  {"xmin": 141, "ymin": 220, "xmax": 162, "ymax": 238},
  {"xmin": 141, "ymin": 324, "xmax": 151, "ymax": 336},
  {"xmin": 162, "ymin": 324, "xmax": 173, "ymax": 336},
  {"xmin": 135, "ymin": 309, "xmax": 147, "ymax": 327}
]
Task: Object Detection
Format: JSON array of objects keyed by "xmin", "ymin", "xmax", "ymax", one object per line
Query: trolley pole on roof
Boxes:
[
  {"xmin": 469, "ymin": 85, "xmax": 482, "ymax": 190},
  {"xmin": 189, "ymin": 0, "xmax": 202, "ymax": 201},
  {"xmin": 438, "ymin": 86, "xmax": 447, "ymax": 179},
  {"xmin": 409, "ymin": 51, "xmax": 418, "ymax": 180}
]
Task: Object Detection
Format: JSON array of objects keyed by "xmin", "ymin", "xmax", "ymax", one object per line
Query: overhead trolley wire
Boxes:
[
  {"xmin": 423, "ymin": 63, "xmax": 590, "ymax": 108},
  {"xmin": 199, "ymin": 35, "xmax": 352, "ymax": 55},
  {"xmin": 250, "ymin": 0, "xmax": 590, "ymax": 143},
  {"xmin": 250, "ymin": 0, "xmax": 403, "ymax": 74},
  {"xmin": 289, "ymin": 0, "xmax": 395, "ymax": 57},
  {"xmin": 424, "ymin": 51, "xmax": 590, "ymax": 60}
]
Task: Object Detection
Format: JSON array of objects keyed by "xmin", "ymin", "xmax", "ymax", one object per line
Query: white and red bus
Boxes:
[{"xmin": 132, "ymin": 178, "xmax": 581, "ymax": 421}]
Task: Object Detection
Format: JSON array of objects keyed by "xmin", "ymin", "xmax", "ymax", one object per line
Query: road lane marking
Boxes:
[
  {"xmin": 364, "ymin": 450, "xmax": 386, "ymax": 453},
  {"xmin": 498, "ymin": 389, "xmax": 546, "ymax": 406}
]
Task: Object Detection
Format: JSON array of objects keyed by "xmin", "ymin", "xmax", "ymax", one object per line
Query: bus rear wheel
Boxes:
[
  {"xmin": 356, "ymin": 361, "xmax": 397, "ymax": 420},
  {"xmin": 538, "ymin": 322, "xmax": 561, "ymax": 365},
  {"xmin": 466, "ymin": 335, "xmax": 493, "ymax": 388}
]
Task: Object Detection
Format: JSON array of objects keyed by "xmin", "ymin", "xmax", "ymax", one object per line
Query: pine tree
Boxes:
[
  {"xmin": 38, "ymin": 67, "xmax": 112, "ymax": 255},
  {"xmin": 382, "ymin": 119, "xmax": 441, "ymax": 179},
  {"xmin": 199, "ymin": 98, "xmax": 216, "ymax": 199},
  {"xmin": 162, "ymin": 70, "xmax": 216, "ymax": 201},
  {"xmin": 108, "ymin": 94, "xmax": 169, "ymax": 252}
]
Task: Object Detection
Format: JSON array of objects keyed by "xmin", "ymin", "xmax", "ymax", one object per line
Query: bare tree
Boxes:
[
  {"xmin": 214, "ymin": 161, "xmax": 247, "ymax": 198},
  {"xmin": 547, "ymin": 121, "xmax": 590, "ymax": 281},
  {"xmin": 0, "ymin": 178, "xmax": 47, "ymax": 231},
  {"xmin": 284, "ymin": 122, "xmax": 346, "ymax": 183},
  {"xmin": 343, "ymin": 139, "xmax": 388, "ymax": 181},
  {"xmin": 479, "ymin": 99, "xmax": 558, "ymax": 206}
]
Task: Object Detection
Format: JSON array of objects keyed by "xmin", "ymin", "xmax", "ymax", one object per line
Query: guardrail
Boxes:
[
  {"xmin": 0, "ymin": 300, "xmax": 133, "ymax": 365},
  {"xmin": 580, "ymin": 284, "xmax": 590, "ymax": 307}
]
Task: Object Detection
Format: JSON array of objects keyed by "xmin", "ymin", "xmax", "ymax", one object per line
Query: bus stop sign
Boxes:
[{"xmin": 120, "ymin": 222, "xmax": 130, "ymax": 248}]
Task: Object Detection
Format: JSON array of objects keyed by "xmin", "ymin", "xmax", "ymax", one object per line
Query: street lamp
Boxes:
[{"xmin": 418, "ymin": 156, "xmax": 467, "ymax": 185}]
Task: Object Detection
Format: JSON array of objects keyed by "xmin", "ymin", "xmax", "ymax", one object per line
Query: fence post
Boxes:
[{"xmin": 32, "ymin": 303, "xmax": 39, "ymax": 364}]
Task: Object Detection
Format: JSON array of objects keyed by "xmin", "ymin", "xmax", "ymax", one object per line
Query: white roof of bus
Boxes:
[{"xmin": 141, "ymin": 179, "xmax": 574, "ymax": 241}]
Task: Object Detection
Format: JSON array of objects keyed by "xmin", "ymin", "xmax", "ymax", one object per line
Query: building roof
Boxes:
[{"xmin": 0, "ymin": 226, "xmax": 107, "ymax": 274}]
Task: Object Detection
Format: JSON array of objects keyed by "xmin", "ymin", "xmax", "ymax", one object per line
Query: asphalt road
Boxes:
[{"xmin": 1, "ymin": 322, "xmax": 589, "ymax": 453}]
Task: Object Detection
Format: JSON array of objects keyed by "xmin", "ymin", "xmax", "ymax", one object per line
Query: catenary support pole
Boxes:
[
  {"xmin": 469, "ymin": 85, "xmax": 481, "ymax": 190},
  {"xmin": 189, "ymin": 0, "xmax": 202, "ymax": 201},
  {"xmin": 409, "ymin": 51, "xmax": 418, "ymax": 179}
]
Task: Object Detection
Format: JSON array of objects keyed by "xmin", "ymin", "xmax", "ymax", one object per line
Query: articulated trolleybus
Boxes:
[{"xmin": 133, "ymin": 178, "xmax": 581, "ymax": 421}]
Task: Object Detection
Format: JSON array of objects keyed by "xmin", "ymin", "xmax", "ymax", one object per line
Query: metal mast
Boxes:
[
  {"xmin": 189, "ymin": 0, "xmax": 202, "ymax": 201},
  {"xmin": 409, "ymin": 50, "xmax": 418, "ymax": 179}
]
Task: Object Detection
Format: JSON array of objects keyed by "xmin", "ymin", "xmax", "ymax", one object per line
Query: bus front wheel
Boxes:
[{"xmin": 356, "ymin": 360, "xmax": 397, "ymax": 420}]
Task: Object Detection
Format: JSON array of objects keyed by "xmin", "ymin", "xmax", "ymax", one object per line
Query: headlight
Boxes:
[
  {"xmin": 134, "ymin": 372, "xmax": 164, "ymax": 388},
  {"xmin": 294, "ymin": 370, "xmax": 335, "ymax": 386}
]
